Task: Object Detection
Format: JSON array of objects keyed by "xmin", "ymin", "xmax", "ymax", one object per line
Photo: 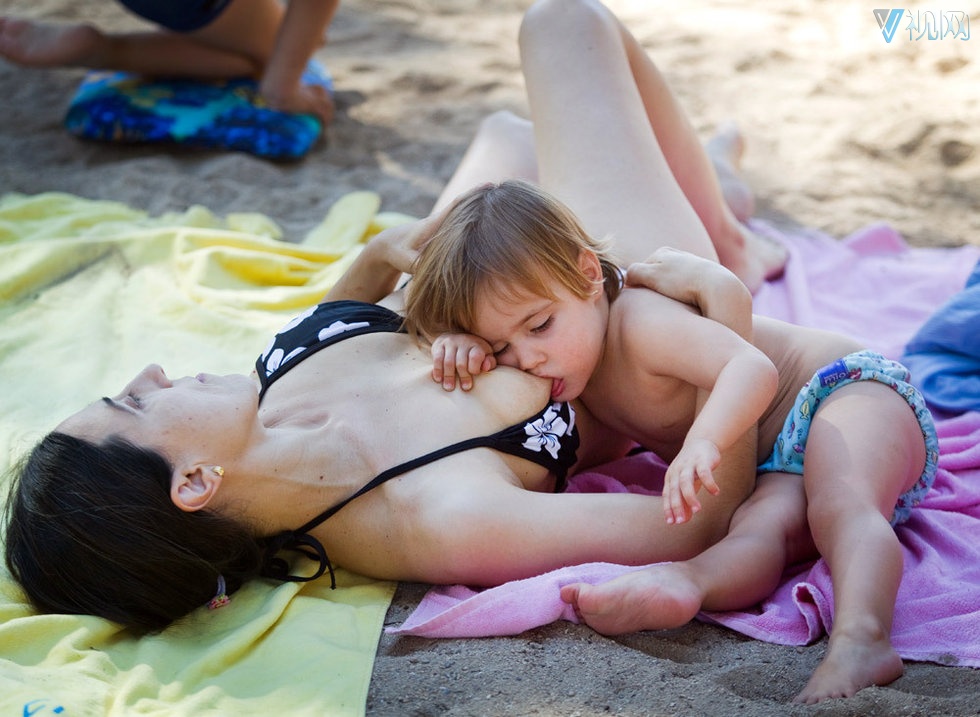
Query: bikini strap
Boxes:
[
  {"xmin": 262, "ymin": 436, "xmax": 497, "ymax": 587},
  {"xmin": 261, "ymin": 529, "xmax": 336, "ymax": 589}
]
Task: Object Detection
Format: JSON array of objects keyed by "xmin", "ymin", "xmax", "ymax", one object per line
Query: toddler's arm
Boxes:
[{"xmin": 627, "ymin": 249, "xmax": 771, "ymax": 524}]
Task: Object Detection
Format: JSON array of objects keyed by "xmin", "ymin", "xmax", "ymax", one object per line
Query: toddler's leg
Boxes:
[
  {"xmin": 561, "ymin": 472, "xmax": 812, "ymax": 633},
  {"xmin": 796, "ymin": 381, "xmax": 926, "ymax": 704}
]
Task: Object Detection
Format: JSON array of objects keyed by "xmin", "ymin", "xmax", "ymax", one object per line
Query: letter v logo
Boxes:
[{"xmin": 873, "ymin": 8, "xmax": 905, "ymax": 43}]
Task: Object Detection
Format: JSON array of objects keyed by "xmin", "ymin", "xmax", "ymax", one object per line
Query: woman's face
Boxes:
[{"xmin": 58, "ymin": 364, "xmax": 260, "ymax": 464}]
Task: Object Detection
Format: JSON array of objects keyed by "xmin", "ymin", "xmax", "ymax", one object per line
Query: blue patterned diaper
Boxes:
[{"xmin": 758, "ymin": 350, "xmax": 939, "ymax": 525}]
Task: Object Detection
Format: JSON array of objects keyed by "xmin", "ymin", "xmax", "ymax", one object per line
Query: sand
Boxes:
[{"xmin": 1, "ymin": 0, "xmax": 979, "ymax": 714}]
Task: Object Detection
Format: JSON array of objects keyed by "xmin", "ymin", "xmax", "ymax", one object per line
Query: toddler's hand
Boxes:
[
  {"xmin": 432, "ymin": 333, "xmax": 496, "ymax": 391},
  {"xmin": 663, "ymin": 438, "xmax": 721, "ymax": 524}
]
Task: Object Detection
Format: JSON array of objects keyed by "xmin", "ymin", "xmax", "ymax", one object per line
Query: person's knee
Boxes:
[
  {"xmin": 479, "ymin": 110, "xmax": 524, "ymax": 135},
  {"xmin": 477, "ymin": 110, "xmax": 532, "ymax": 147},
  {"xmin": 519, "ymin": 0, "xmax": 611, "ymax": 55}
]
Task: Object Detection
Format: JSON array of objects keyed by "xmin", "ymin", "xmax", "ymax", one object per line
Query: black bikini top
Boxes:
[{"xmin": 255, "ymin": 300, "xmax": 580, "ymax": 586}]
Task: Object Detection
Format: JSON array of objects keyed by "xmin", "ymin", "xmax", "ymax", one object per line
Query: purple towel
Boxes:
[{"xmin": 389, "ymin": 221, "xmax": 980, "ymax": 668}]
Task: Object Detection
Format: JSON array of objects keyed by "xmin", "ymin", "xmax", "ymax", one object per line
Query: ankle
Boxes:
[{"xmin": 831, "ymin": 614, "xmax": 892, "ymax": 646}]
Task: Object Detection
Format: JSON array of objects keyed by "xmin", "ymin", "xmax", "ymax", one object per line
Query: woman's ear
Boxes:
[{"xmin": 171, "ymin": 464, "xmax": 223, "ymax": 512}]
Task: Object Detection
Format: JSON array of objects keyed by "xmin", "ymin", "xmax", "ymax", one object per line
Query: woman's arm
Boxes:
[
  {"xmin": 625, "ymin": 248, "xmax": 765, "ymax": 524},
  {"xmin": 625, "ymin": 294, "xmax": 775, "ymax": 524},
  {"xmin": 323, "ymin": 230, "xmax": 410, "ymax": 304},
  {"xmin": 396, "ymin": 471, "xmax": 744, "ymax": 585},
  {"xmin": 324, "ymin": 201, "xmax": 462, "ymax": 304}
]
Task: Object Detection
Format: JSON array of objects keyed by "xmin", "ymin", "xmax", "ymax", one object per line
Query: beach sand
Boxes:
[{"xmin": 1, "ymin": 1, "xmax": 978, "ymax": 714}]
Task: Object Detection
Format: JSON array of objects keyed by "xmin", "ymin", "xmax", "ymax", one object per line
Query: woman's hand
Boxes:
[
  {"xmin": 625, "ymin": 247, "xmax": 714, "ymax": 308},
  {"xmin": 325, "ymin": 198, "xmax": 461, "ymax": 303},
  {"xmin": 375, "ymin": 194, "xmax": 467, "ymax": 274},
  {"xmin": 431, "ymin": 333, "xmax": 497, "ymax": 391},
  {"xmin": 627, "ymin": 246, "xmax": 754, "ymax": 340}
]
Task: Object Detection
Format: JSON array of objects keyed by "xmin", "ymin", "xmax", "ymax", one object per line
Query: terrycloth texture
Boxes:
[
  {"xmin": 0, "ymin": 192, "xmax": 404, "ymax": 716},
  {"xmin": 389, "ymin": 221, "xmax": 980, "ymax": 669},
  {"xmin": 902, "ymin": 258, "xmax": 980, "ymax": 413}
]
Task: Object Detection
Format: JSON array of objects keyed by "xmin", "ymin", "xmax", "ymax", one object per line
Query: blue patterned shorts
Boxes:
[{"xmin": 758, "ymin": 350, "xmax": 939, "ymax": 525}]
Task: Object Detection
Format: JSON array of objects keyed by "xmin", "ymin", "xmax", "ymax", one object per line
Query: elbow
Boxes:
[
  {"xmin": 758, "ymin": 353, "xmax": 779, "ymax": 404},
  {"xmin": 723, "ymin": 282, "xmax": 755, "ymax": 340},
  {"xmin": 746, "ymin": 352, "xmax": 779, "ymax": 420},
  {"xmin": 401, "ymin": 492, "xmax": 519, "ymax": 586}
]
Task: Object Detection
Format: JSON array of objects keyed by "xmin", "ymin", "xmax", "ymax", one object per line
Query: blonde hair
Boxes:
[{"xmin": 405, "ymin": 180, "xmax": 621, "ymax": 341}]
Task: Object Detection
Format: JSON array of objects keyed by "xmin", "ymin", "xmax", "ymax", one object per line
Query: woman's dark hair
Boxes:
[{"xmin": 3, "ymin": 432, "xmax": 265, "ymax": 633}]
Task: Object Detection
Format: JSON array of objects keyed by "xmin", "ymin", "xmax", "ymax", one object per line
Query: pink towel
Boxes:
[{"xmin": 388, "ymin": 222, "xmax": 980, "ymax": 668}]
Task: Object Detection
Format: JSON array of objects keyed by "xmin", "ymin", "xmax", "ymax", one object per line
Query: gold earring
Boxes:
[{"xmin": 213, "ymin": 466, "xmax": 225, "ymax": 477}]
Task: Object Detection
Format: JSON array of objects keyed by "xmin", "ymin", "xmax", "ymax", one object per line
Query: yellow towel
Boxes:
[{"xmin": 0, "ymin": 192, "xmax": 404, "ymax": 716}]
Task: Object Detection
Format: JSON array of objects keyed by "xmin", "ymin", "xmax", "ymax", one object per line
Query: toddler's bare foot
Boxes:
[
  {"xmin": 560, "ymin": 563, "xmax": 703, "ymax": 635},
  {"xmin": 794, "ymin": 629, "xmax": 904, "ymax": 704},
  {"xmin": 0, "ymin": 17, "xmax": 102, "ymax": 68}
]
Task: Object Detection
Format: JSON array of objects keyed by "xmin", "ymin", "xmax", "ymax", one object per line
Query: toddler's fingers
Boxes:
[
  {"xmin": 664, "ymin": 480, "xmax": 690, "ymax": 525},
  {"xmin": 699, "ymin": 466, "xmax": 721, "ymax": 496},
  {"xmin": 440, "ymin": 347, "xmax": 460, "ymax": 390},
  {"xmin": 466, "ymin": 347, "xmax": 487, "ymax": 377},
  {"xmin": 442, "ymin": 348, "xmax": 474, "ymax": 391},
  {"xmin": 679, "ymin": 477, "xmax": 702, "ymax": 517},
  {"xmin": 454, "ymin": 346, "xmax": 475, "ymax": 391},
  {"xmin": 431, "ymin": 344, "xmax": 446, "ymax": 384}
]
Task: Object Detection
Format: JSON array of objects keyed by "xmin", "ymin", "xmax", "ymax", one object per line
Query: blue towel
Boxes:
[
  {"xmin": 903, "ymin": 259, "xmax": 980, "ymax": 412},
  {"xmin": 64, "ymin": 60, "xmax": 333, "ymax": 160}
]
